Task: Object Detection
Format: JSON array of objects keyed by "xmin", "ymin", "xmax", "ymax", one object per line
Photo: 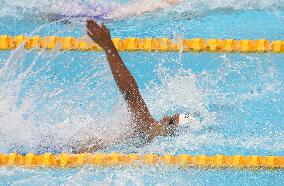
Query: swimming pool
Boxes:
[{"xmin": 0, "ymin": 0, "xmax": 284, "ymax": 185}]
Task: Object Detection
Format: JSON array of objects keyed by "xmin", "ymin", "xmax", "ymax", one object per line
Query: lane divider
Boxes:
[
  {"xmin": 0, "ymin": 35, "xmax": 284, "ymax": 53},
  {"xmin": 0, "ymin": 153, "xmax": 284, "ymax": 169}
]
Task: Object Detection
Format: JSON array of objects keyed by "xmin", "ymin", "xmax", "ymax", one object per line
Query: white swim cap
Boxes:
[{"xmin": 179, "ymin": 114, "xmax": 196, "ymax": 125}]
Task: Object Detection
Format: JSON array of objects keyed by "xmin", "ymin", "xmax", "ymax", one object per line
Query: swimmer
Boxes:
[
  {"xmin": 77, "ymin": 19, "xmax": 193, "ymax": 153},
  {"xmin": 49, "ymin": 0, "xmax": 181, "ymax": 21}
]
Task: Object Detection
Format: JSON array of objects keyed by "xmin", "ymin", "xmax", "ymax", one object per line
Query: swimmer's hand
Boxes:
[{"xmin": 86, "ymin": 19, "xmax": 114, "ymax": 51}]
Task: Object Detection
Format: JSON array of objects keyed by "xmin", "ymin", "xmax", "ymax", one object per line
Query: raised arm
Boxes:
[{"xmin": 86, "ymin": 20, "xmax": 155, "ymax": 132}]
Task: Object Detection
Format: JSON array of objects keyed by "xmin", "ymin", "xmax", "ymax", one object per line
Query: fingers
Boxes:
[
  {"xmin": 86, "ymin": 20, "xmax": 97, "ymax": 31},
  {"xmin": 86, "ymin": 19, "xmax": 109, "ymax": 33},
  {"xmin": 87, "ymin": 31, "xmax": 93, "ymax": 37},
  {"xmin": 86, "ymin": 19, "xmax": 98, "ymax": 27},
  {"xmin": 86, "ymin": 19, "xmax": 101, "ymax": 32},
  {"xmin": 87, "ymin": 31, "xmax": 93, "ymax": 38},
  {"xmin": 86, "ymin": 23, "xmax": 97, "ymax": 33},
  {"xmin": 100, "ymin": 24, "xmax": 109, "ymax": 33},
  {"xmin": 86, "ymin": 24, "xmax": 102, "ymax": 37}
]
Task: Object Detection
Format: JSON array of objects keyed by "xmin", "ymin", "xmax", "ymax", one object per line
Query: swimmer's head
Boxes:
[{"xmin": 159, "ymin": 113, "xmax": 195, "ymax": 136}]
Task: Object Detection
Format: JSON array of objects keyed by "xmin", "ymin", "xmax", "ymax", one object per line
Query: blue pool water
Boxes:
[{"xmin": 0, "ymin": 0, "xmax": 284, "ymax": 185}]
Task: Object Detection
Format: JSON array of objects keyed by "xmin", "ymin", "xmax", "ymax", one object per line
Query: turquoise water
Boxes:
[{"xmin": 0, "ymin": 0, "xmax": 284, "ymax": 185}]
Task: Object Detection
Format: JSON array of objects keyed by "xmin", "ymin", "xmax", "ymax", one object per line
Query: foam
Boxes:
[
  {"xmin": 0, "ymin": 17, "xmax": 282, "ymax": 156},
  {"xmin": 1, "ymin": 0, "xmax": 284, "ymax": 19}
]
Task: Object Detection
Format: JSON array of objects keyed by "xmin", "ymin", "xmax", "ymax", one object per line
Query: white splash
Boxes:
[{"xmin": 1, "ymin": 0, "xmax": 284, "ymax": 20}]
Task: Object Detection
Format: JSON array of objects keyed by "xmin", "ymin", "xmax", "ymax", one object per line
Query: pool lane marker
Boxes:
[
  {"xmin": 0, "ymin": 153, "xmax": 284, "ymax": 169},
  {"xmin": 0, "ymin": 35, "xmax": 284, "ymax": 53}
]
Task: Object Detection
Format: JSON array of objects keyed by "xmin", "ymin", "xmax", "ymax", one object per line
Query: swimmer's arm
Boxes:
[
  {"xmin": 104, "ymin": 45, "xmax": 154, "ymax": 125},
  {"xmin": 86, "ymin": 20, "xmax": 154, "ymax": 131}
]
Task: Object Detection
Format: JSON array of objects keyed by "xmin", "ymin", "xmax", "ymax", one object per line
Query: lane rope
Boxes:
[
  {"xmin": 0, "ymin": 35, "xmax": 284, "ymax": 53},
  {"xmin": 1, "ymin": 153, "xmax": 284, "ymax": 169}
]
